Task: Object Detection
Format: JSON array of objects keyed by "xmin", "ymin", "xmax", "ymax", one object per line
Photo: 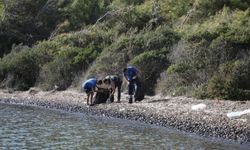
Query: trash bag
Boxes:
[
  {"xmin": 109, "ymin": 94, "xmax": 114, "ymax": 103},
  {"xmin": 134, "ymin": 78, "xmax": 144, "ymax": 101},
  {"xmin": 93, "ymin": 90, "xmax": 110, "ymax": 105}
]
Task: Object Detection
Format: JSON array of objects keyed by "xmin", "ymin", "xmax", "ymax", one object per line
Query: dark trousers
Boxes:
[
  {"xmin": 117, "ymin": 80, "xmax": 122, "ymax": 102},
  {"xmin": 110, "ymin": 79, "xmax": 122, "ymax": 102},
  {"xmin": 128, "ymin": 79, "xmax": 137, "ymax": 97}
]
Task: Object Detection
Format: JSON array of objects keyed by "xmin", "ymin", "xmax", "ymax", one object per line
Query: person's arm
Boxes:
[
  {"xmin": 94, "ymin": 86, "xmax": 99, "ymax": 92},
  {"xmin": 132, "ymin": 68, "xmax": 139, "ymax": 79},
  {"xmin": 123, "ymin": 72, "xmax": 131, "ymax": 83},
  {"xmin": 123, "ymin": 72, "xmax": 129, "ymax": 82}
]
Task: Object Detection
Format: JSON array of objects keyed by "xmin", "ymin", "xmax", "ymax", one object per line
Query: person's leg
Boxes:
[
  {"xmin": 116, "ymin": 79, "xmax": 122, "ymax": 102},
  {"xmin": 90, "ymin": 92, "xmax": 94, "ymax": 105},
  {"xmin": 109, "ymin": 91, "xmax": 114, "ymax": 103},
  {"xmin": 86, "ymin": 94, "xmax": 90, "ymax": 105},
  {"xmin": 117, "ymin": 84, "xmax": 121, "ymax": 103},
  {"xmin": 128, "ymin": 80, "xmax": 135, "ymax": 103}
]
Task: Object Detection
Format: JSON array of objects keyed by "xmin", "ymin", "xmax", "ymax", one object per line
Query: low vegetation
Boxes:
[{"xmin": 0, "ymin": 0, "xmax": 249, "ymax": 100}]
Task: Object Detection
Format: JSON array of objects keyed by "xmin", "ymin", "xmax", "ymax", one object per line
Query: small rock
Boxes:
[{"xmin": 191, "ymin": 103, "xmax": 207, "ymax": 111}]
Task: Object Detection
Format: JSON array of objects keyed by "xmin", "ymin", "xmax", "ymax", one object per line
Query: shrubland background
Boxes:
[{"xmin": 0, "ymin": 0, "xmax": 249, "ymax": 100}]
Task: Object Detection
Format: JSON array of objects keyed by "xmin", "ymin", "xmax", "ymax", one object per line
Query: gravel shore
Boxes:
[{"xmin": 0, "ymin": 88, "xmax": 250, "ymax": 144}]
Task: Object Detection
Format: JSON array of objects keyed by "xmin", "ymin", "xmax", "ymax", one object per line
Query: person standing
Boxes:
[
  {"xmin": 104, "ymin": 75, "xmax": 123, "ymax": 103},
  {"xmin": 123, "ymin": 66, "xmax": 139, "ymax": 104}
]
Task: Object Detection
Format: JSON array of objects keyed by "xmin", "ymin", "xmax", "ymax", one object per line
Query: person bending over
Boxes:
[
  {"xmin": 82, "ymin": 78, "xmax": 102, "ymax": 105},
  {"xmin": 104, "ymin": 75, "xmax": 123, "ymax": 103}
]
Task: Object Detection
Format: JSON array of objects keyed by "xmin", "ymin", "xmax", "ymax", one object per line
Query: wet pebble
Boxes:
[{"xmin": 0, "ymin": 97, "xmax": 250, "ymax": 144}]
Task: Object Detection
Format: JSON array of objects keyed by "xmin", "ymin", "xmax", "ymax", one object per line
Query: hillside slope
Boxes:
[{"xmin": 0, "ymin": 0, "xmax": 249, "ymax": 100}]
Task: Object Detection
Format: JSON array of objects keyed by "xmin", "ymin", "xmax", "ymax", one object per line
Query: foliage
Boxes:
[
  {"xmin": 181, "ymin": 7, "xmax": 250, "ymax": 46},
  {"xmin": 157, "ymin": 7, "xmax": 250, "ymax": 99},
  {"xmin": 167, "ymin": 63, "xmax": 192, "ymax": 74},
  {"xmin": 0, "ymin": 0, "xmax": 4, "ymax": 19},
  {"xmin": 207, "ymin": 60, "xmax": 250, "ymax": 100},
  {"xmin": 0, "ymin": 0, "xmax": 105, "ymax": 57},
  {"xmin": 36, "ymin": 30, "xmax": 109, "ymax": 90},
  {"xmin": 0, "ymin": 29, "xmax": 110, "ymax": 90},
  {"xmin": 160, "ymin": 0, "xmax": 193, "ymax": 19},
  {"xmin": 0, "ymin": 0, "xmax": 64, "ymax": 57},
  {"xmin": 0, "ymin": 47, "xmax": 39, "ymax": 90},
  {"xmin": 0, "ymin": 0, "xmax": 249, "ymax": 100},
  {"xmin": 130, "ymin": 49, "xmax": 170, "ymax": 94},
  {"xmin": 87, "ymin": 26, "xmax": 179, "ymax": 95},
  {"xmin": 61, "ymin": 0, "xmax": 105, "ymax": 29}
]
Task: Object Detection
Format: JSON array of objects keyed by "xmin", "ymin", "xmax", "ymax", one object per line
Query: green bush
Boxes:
[
  {"xmin": 62, "ymin": 0, "xmax": 104, "ymax": 29},
  {"xmin": 161, "ymin": 0, "xmax": 193, "ymax": 19},
  {"xmin": 87, "ymin": 26, "xmax": 179, "ymax": 83},
  {"xmin": 0, "ymin": 28, "xmax": 110, "ymax": 90},
  {"xmin": 192, "ymin": 84, "xmax": 209, "ymax": 99},
  {"xmin": 130, "ymin": 49, "xmax": 170, "ymax": 94},
  {"xmin": 156, "ymin": 71, "xmax": 194, "ymax": 96},
  {"xmin": 36, "ymin": 30, "xmax": 109, "ymax": 90},
  {"xmin": 110, "ymin": 0, "xmax": 145, "ymax": 8},
  {"xmin": 38, "ymin": 46, "xmax": 100, "ymax": 90},
  {"xmin": 38, "ymin": 57, "xmax": 72, "ymax": 91},
  {"xmin": 181, "ymin": 0, "xmax": 250, "ymax": 23},
  {"xmin": 167, "ymin": 63, "xmax": 192, "ymax": 74},
  {"xmin": 156, "ymin": 64, "xmax": 200, "ymax": 96},
  {"xmin": 0, "ymin": 48, "xmax": 39, "ymax": 90},
  {"xmin": 0, "ymin": 1, "xmax": 4, "ymax": 19},
  {"xmin": 166, "ymin": 63, "xmax": 198, "ymax": 85},
  {"xmin": 181, "ymin": 7, "xmax": 250, "ymax": 46},
  {"xmin": 207, "ymin": 60, "xmax": 250, "ymax": 100}
]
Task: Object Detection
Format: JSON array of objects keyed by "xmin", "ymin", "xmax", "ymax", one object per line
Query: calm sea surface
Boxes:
[{"xmin": 0, "ymin": 103, "xmax": 248, "ymax": 149}]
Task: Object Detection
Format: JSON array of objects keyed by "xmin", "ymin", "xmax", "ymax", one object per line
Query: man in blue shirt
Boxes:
[
  {"xmin": 82, "ymin": 78, "xmax": 102, "ymax": 105},
  {"xmin": 123, "ymin": 66, "xmax": 139, "ymax": 103}
]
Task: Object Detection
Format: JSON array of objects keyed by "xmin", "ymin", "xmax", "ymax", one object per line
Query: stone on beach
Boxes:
[
  {"xmin": 227, "ymin": 109, "xmax": 250, "ymax": 118},
  {"xmin": 191, "ymin": 103, "xmax": 207, "ymax": 111}
]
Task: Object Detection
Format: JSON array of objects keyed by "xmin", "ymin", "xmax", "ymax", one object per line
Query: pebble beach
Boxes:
[{"xmin": 0, "ymin": 88, "xmax": 249, "ymax": 145}]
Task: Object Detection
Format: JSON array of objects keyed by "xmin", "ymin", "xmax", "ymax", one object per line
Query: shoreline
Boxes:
[{"xmin": 0, "ymin": 89, "xmax": 250, "ymax": 144}]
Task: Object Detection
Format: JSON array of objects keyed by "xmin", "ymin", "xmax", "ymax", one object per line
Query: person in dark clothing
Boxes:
[
  {"xmin": 123, "ymin": 66, "xmax": 139, "ymax": 103},
  {"xmin": 104, "ymin": 75, "xmax": 123, "ymax": 103}
]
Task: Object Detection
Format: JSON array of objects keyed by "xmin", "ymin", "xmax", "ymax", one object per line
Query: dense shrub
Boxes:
[
  {"xmin": 207, "ymin": 60, "xmax": 250, "ymax": 100},
  {"xmin": 38, "ymin": 46, "xmax": 100, "ymax": 90},
  {"xmin": 156, "ymin": 63, "xmax": 200, "ymax": 96},
  {"xmin": 36, "ymin": 30, "xmax": 110, "ymax": 90},
  {"xmin": 160, "ymin": 0, "xmax": 193, "ymax": 19},
  {"xmin": 181, "ymin": 7, "xmax": 250, "ymax": 46},
  {"xmin": 130, "ymin": 50, "xmax": 170, "ymax": 94},
  {"xmin": 157, "ymin": 7, "xmax": 250, "ymax": 99},
  {"xmin": 87, "ymin": 26, "xmax": 179, "ymax": 94},
  {"xmin": 0, "ymin": 1, "xmax": 3, "ymax": 18},
  {"xmin": 0, "ymin": 47, "xmax": 39, "ymax": 90},
  {"xmin": 110, "ymin": 0, "xmax": 145, "ymax": 8},
  {"xmin": 182, "ymin": 0, "xmax": 250, "ymax": 23},
  {"xmin": 0, "ymin": 28, "xmax": 110, "ymax": 90},
  {"xmin": 0, "ymin": 0, "xmax": 249, "ymax": 101},
  {"xmin": 62, "ymin": 0, "xmax": 105, "ymax": 29}
]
